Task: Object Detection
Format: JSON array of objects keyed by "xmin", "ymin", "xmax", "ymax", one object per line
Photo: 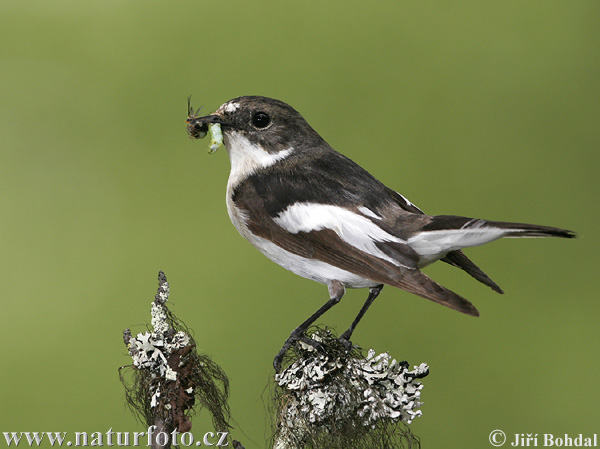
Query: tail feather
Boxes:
[
  {"xmin": 483, "ymin": 220, "xmax": 577, "ymax": 239},
  {"xmin": 390, "ymin": 269, "xmax": 480, "ymax": 317},
  {"xmin": 442, "ymin": 250, "xmax": 504, "ymax": 294},
  {"xmin": 424, "ymin": 215, "xmax": 577, "ymax": 239},
  {"xmin": 390, "ymin": 216, "xmax": 575, "ymax": 317},
  {"xmin": 410, "ymin": 215, "xmax": 576, "ymax": 263}
]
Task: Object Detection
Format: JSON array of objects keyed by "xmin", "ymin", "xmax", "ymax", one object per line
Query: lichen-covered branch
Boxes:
[
  {"xmin": 272, "ymin": 329, "xmax": 427, "ymax": 449},
  {"xmin": 120, "ymin": 273, "xmax": 427, "ymax": 449},
  {"xmin": 120, "ymin": 271, "xmax": 231, "ymax": 449}
]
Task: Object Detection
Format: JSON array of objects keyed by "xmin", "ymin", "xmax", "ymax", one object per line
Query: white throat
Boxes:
[{"xmin": 224, "ymin": 131, "xmax": 293, "ymax": 190}]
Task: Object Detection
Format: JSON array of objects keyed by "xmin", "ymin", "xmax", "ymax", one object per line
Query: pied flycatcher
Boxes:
[{"xmin": 187, "ymin": 96, "xmax": 575, "ymax": 371}]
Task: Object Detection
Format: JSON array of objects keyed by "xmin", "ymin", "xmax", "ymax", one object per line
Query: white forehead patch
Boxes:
[{"xmin": 222, "ymin": 101, "xmax": 240, "ymax": 113}]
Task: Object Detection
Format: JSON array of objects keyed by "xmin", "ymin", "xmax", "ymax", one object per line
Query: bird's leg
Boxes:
[
  {"xmin": 273, "ymin": 280, "xmax": 345, "ymax": 372},
  {"xmin": 339, "ymin": 285, "xmax": 384, "ymax": 349}
]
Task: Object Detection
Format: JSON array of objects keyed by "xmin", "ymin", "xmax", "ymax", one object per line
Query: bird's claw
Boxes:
[
  {"xmin": 273, "ymin": 331, "xmax": 326, "ymax": 372},
  {"xmin": 299, "ymin": 335, "xmax": 325, "ymax": 352},
  {"xmin": 338, "ymin": 332, "xmax": 354, "ymax": 352}
]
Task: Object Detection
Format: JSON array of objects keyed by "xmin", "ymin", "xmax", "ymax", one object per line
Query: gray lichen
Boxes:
[
  {"xmin": 127, "ymin": 277, "xmax": 189, "ymax": 384},
  {"xmin": 121, "ymin": 271, "xmax": 231, "ymax": 438},
  {"xmin": 272, "ymin": 329, "xmax": 427, "ymax": 449}
]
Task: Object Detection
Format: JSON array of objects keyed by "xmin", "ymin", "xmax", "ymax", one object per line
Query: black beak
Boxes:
[
  {"xmin": 188, "ymin": 114, "xmax": 223, "ymax": 124},
  {"xmin": 186, "ymin": 114, "xmax": 226, "ymax": 140}
]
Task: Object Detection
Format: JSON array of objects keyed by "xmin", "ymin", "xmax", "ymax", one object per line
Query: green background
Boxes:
[{"xmin": 1, "ymin": 1, "xmax": 598, "ymax": 448}]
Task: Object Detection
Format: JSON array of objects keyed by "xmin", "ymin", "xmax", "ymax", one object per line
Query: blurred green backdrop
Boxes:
[{"xmin": 1, "ymin": 1, "xmax": 598, "ymax": 448}]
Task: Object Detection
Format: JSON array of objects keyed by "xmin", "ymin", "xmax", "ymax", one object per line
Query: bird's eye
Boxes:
[{"xmin": 252, "ymin": 112, "xmax": 271, "ymax": 129}]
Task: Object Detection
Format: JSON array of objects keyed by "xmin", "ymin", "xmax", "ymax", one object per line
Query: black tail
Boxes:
[
  {"xmin": 430, "ymin": 216, "xmax": 576, "ymax": 293},
  {"xmin": 442, "ymin": 250, "xmax": 504, "ymax": 294},
  {"xmin": 425, "ymin": 215, "xmax": 577, "ymax": 239},
  {"xmin": 483, "ymin": 220, "xmax": 576, "ymax": 239},
  {"xmin": 389, "ymin": 269, "xmax": 480, "ymax": 317}
]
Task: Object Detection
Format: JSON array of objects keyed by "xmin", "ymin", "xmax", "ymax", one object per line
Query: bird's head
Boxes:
[{"xmin": 187, "ymin": 96, "xmax": 326, "ymax": 158}]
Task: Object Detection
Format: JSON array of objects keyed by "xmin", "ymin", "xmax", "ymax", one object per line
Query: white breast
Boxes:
[
  {"xmin": 222, "ymin": 132, "xmax": 379, "ymax": 288},
  {"xmin": 223, "ymin": 130, "xmax": 292, "ymax": 239},
  {"xmin": 224, "ymin": 131, "xmax": 293, "ymax": 192}
]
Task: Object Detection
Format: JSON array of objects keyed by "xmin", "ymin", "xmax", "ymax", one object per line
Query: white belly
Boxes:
[
  {"xmin": 222, "ymin": 133, "xmax": 377, "ymax": 289},
  {"xmin": 225, "ymin": 192, "xmax": 376, "ymax": 289}
]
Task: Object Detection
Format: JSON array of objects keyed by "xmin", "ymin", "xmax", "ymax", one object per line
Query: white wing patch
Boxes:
[
  {"xmin": 358, "ymin": 206, "xmax": 382, "ymax": 220},
  {"xmin": 225, "ymin": 200, "xmax": 377, "ymax": 288},
  {"xmin": 274, "ymin": 203, "xmax": 409, "ymax": 267},
  {"xmin": 408, "ymin": 226, "xmax": 506, "ymax": 266}
]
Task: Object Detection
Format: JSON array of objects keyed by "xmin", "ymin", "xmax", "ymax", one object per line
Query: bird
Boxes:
[{"xmin": 186, "ymin": 95, "xmax": 576, "ymax": 371}]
